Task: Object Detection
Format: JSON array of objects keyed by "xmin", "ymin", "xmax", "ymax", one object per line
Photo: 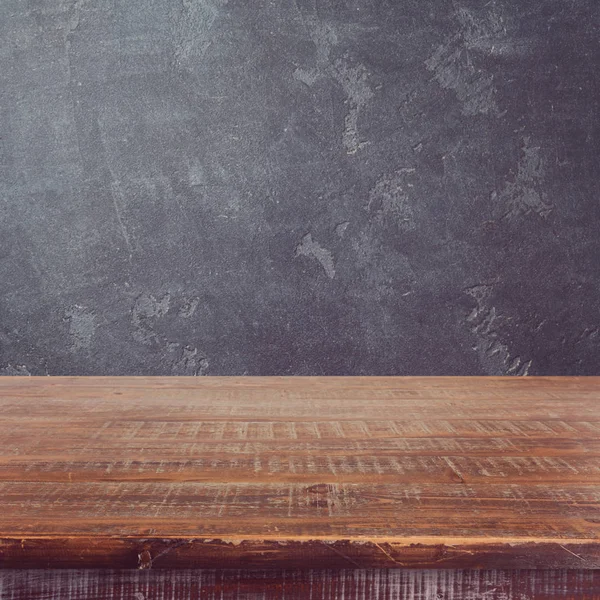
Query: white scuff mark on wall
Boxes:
[
  {"xmin": 293, "ymin": 16, "xmax": 374, "ymax": 154},
  {"xmin": 170, "ymin": 344, "xmax": 209, "ymax": 376},
  {"xmin": 131, "ymin": 293, "xmax": 209, "ymax": 375},
  {"xmin": 334, "ymin": 59, "xmax": 374, "ymax": 154},
  {"xmin": 425, "ymin": 6, "xmax": 507, "ymax": 116},
  {"xmin": 132, "ymin": 293, "xmax": 171, "ymax": 344},
  {"xmin": 65, "ymin": 305, "xmax": 96, "ymax": 351},
  {"xmin": 465, "ymin": 284, "xmax": 532, "ymax": 375},
  {"xmin": 0, "ymin": 364, "xmax": 31, "ymax": 376},
  {"xmin": 171, "ymin": 0, "xmax": 225, "ymax": 70},
  {"xmin": 295, "ymin": 233, "xmax": 336, "ymax": 279},
  {"xmin": 368, "ymin": 168, "xmax": 416, "ymax": 230},
  {"xmin": 493, "ymin": 136, "xmax": 553, "ymax": 220}
]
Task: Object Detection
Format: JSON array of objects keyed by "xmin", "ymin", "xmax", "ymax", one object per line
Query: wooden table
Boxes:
[{"xmin": 0, "ymin": 377, "xmax": 599, "ymax": 598}]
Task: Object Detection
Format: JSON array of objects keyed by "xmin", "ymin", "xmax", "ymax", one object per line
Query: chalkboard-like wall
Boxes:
[{"xmin": 1, "ymin": 1, "xmax": 599, "ymax": 376}]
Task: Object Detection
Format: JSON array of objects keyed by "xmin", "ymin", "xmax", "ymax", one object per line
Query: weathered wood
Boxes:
[
  {"xmin": 0, "ymin": 377, "xmax": 599, "ymax": 570},
  {"xmin": 2, "ymin": 569, "xmax": 600, "ymax": 600}
]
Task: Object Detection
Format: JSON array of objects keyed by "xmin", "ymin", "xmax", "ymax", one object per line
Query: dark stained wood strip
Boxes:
[
  {"xmin": 2, "ymin": 537, "xmax": 600, "ymax": 570},
  {"xmin": 2, "ymin": 569, "xmax": 600, "ymax": 600},
  {"xmin": 0, "ymin": 377, "xmax": 599, "ymax": 570}
]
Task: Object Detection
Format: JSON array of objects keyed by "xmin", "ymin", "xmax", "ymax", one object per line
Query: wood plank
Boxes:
[
  {"xmin": 0, "ymin": 377, "xmax": 599, "ymax": 570},
  {"xmin": 2, "ymin": 569, "xmax": 600, "ymax": 600},
  {"xmin": 2, "ymin": 456, "xmax": 599, "ymax": 485}
]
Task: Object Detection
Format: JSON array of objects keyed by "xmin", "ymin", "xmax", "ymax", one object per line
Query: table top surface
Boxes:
[{"xmin": 1, "ymin": 376, "xmax": 599, "ymax": 570}]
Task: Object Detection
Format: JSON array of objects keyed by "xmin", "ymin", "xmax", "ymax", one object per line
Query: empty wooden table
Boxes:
[{"xmin": 0, "ymin": 377, "xmax": 599, "ymax": 598}]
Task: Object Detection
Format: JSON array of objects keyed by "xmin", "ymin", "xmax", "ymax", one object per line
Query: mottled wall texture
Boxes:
[{"xmin": 1, "ymin": 1, "xmax": 599, "ymax": 376}]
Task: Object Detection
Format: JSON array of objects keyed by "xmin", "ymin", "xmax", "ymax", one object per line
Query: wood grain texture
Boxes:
[
  {"xmin": 0, "ymin": 377, "xmax": 599, "ymax": 570},
  {"xmin": 2, "ymin": 569, "xmax": 600, "ymax": 600}
]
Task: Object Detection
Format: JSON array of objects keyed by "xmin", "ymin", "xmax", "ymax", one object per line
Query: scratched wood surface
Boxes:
[
  {"xmin": 1, "ymin": 377, "xmax": 600, "ymax": 570},
  {"xmin": 2, "ymin": 569, "xmax": 600, "ymax": 600}
]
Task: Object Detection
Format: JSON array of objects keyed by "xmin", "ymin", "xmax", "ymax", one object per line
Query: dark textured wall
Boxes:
[{"xmin": 1, "ymin": 0, "xmax": 599, "ymax": 376}]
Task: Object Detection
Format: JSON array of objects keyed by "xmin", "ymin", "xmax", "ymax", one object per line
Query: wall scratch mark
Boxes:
[{"xmin": 109, "ymin": 180, "xmax": 134, "ymax": 259}]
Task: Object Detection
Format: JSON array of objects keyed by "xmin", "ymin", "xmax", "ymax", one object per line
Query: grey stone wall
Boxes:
[{"xmin": 1, "ymin": 0, "xmax": 599, "ymax": 375}]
